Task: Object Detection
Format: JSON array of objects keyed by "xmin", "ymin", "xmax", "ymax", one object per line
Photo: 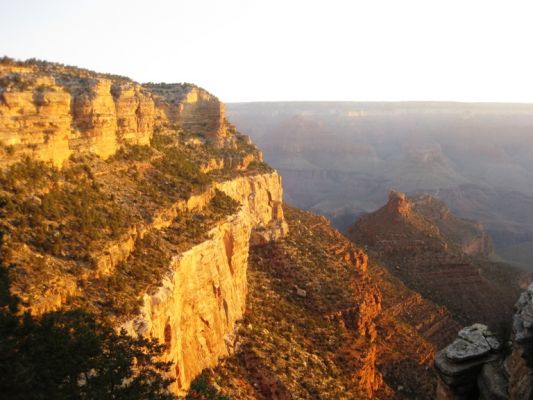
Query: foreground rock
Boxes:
[{"xmin": 435, "ymin": 283, "xmax": 533, "ymax": 399}]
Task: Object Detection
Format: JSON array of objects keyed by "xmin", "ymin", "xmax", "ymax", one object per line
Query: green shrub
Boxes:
[
  {"xmin": 113, "ymin": 144, "xmax": 154, "ymax": 162},
  {"xmin": 0, "ymin": 159, "xmax": 130, "ymax": 261},
  {"xmin": 211, "ymin": 190, "xmax": 239, "ymax": 216},
  {"xmin": 0, "ymin": 232, "xmax": 174, "ymax": 400},
  {"xmin": 185, "ymin": 373, "xmax": 231, "ymax": 400}
]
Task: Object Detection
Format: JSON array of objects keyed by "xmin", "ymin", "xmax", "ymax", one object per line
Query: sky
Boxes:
[{"xmin": 2, "ymin": 0, "xmax": 533, "ymax": 103}]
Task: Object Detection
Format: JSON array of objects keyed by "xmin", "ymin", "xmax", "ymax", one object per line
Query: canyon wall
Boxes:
[
  {"xmin": 0, "ymin": 60, "xmax": 286, "ymax": 395},
  {"xmin": 0, "ymin": 63, "xmax": 227, "ymax": 167},
  {"xmin": 122, "ymin": 172, "xmax": 288, "ymax": 393}
]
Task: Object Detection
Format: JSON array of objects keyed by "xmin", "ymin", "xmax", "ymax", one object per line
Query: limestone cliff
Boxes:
[
  {"xmin": 0, "ymin": 60, "xmax": 229, "ymax": 168},
  {"xmin": 0, "ymin": 58, "xmax": 280, "ymax": 395},
  {"xmin": 121, "ymin": 173, "xmax": 287, "ymax": 393}
]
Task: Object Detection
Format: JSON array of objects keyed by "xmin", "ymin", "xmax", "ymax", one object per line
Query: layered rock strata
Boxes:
[
  {"xmin": 349, "ymin": 191, "xmax": 522, "ymax": 328},
  {"xmin": 0, "ymin": 62, "xmax": 228, "ymax": 168},
  {"xmin": 0, "ymin": 59, "xmax": 282, "ymax": 395},
  {"xmin": 411, "ymin": 194, "xmax": 494, "ymax": 258}
]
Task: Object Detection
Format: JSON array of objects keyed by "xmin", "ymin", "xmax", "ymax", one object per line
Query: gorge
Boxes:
[{"xmin": 1, "ymin": 58, "xmax": 533, "ymax": 400}]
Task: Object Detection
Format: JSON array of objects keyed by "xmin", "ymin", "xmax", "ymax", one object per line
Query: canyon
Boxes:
[
  {"xmin": 227, "ymin": 101, "xmax": 533, "ymax": 269},
  {"xmin": 2, "ymin": 58, "xmax": 533, "ymax": 400}
]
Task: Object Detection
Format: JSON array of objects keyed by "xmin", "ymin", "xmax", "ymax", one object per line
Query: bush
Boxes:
[
  {"xmin": 113, "ymin": 144, "xmax": 154, "ymax": 162},
  {"xmin": 211, "ymin": 190, "xmax": 239, "ymax": 216},
  {"xmin": 185, "ymin": 373, "xmax": 231, "ymax": 400},
  {"xmin": 0, "ymin": 158, "xmax": 130, "ymax": 261}
]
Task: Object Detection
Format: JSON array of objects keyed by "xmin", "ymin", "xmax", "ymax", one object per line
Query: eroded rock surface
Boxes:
[
  {"xmin": 0, "ymin": 62, "xmax": 228, "ymax": 167},
  {"xmin": 435, "ymin": 283, "xmax": 533, "ymax": 399}
]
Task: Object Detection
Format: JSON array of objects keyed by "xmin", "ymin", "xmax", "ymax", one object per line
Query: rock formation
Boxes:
[
  {"xmin": 411, "ymin": 194, "xmax": 494, "ymax": 258},
  {"xmin": 349, "ymin": 191, "xmax": 526, "ymax": 328},
  {"xmin": 0, "ymin": 58, "xmax": 278, "ymax": 395},
  {"xmin": 386, "ymin": 190, "xmax": 412, "ymax": 217},
  {"xmin": 435, "ymin": 283, "xmax": 533, "ymax": 399},
  {"xmin": 0, "ymin": 61, "xmax": 229, "ymax": 169},
  {"xmin": 120, "ymin": 173, "xmax": 288, "ymax": 393}
]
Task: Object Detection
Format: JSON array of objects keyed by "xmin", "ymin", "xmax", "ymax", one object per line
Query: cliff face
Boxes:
[
  {"xmin": 146, "ymin": 84, "xmax": 227, "ymax": 142},
  {"xmin": 0, "ymin": 59, "xmax": 282, "ymax": 395},
  {"xmin": 0, "ymin": 62, "xmax": 227, "ymax": 168},
  {"xmin": 121, "ymin": 173, "xmax": 287, "ymax": 393}
]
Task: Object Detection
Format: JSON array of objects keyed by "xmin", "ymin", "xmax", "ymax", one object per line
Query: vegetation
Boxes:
[
  {"xmin": 184, "ymin": 373, "xmax": 231, "ymax": 400},
  {"xmin": 70, "ymin": 190, "xmax": 240, "ymax": 318},
  {"xmin": 0, "ymin": 158, "xmax": 130, "ymax": 262},
  {"xmin": 0, "ymin": 56, "xmax": 133, "ymax": 83},
  {"xmin": 113, "ymin": 144, "xmax": 154, "ymax": 162},
  {"xmin": 0, "ymin": 231, "xmax": 175, "ymax": 400},
  {"xmin": 0, "ymin": 73, "xmax": 35, "ymax": 91}
]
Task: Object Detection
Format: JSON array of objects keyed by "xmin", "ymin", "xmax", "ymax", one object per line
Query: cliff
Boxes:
[
  {"xmin": 348, "ymin": 191, "xmax": 526, "ymax": 328},
  {"xmin": 120, "ymin": 173, "xmax": 287, "ymax": 393},
  {"xmin": 0, "ymin": 58, "xmax": 282, "ymax": 395},
  {"xmin": 0, "ymin": 60, "xmax": 231, "ymax": 169},
  {"xmin": 201, "ymin": 206, "xmax": 466, "ymax": 399}
]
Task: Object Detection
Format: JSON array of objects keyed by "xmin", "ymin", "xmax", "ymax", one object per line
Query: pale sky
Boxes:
[{"xmin": 2, "ymin": 0, "xmax": 533, "ymax": 103}]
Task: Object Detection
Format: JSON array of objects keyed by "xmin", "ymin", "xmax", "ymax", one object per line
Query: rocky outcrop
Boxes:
[
  {"xmin": 349, "ymin": 191, "xmax": 521, "ymax": 328},
  {"xmin": 0, "ymin": 62, "xmax": 228, "ymax": 167},
  {"xmin": 411, "ymin": 194, "xmax": 494, "ymax": 258},
  {"xmin": 435, "ymin": 283, "xmax": 533, "ymax": 399},
  {"xmin": 387, "ymin": 190, "xmax": 412, "ymax": 217},
  {"xmin": 434, "ymin": 324, "xmax": 502, "ymax": 399},
  {"xmin": 146, "ymin": 84, "xmax": 227, "ymax": 143},
  {"xmin": 120, "ymin": 171, "xmax": 287, "ymax": 394}
]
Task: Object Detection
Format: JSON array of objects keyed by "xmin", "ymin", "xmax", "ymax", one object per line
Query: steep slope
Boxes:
[
  {"xmin": 200, "ymin": 206, "xmax": 462, "ymax": 399},
  {"xmin": 348, "ymin": 191, "xmax": 527, "ymax": 328},
  {"xmin": 0, "ymin": 58, "xmax": 286, "ymax": 395}
]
